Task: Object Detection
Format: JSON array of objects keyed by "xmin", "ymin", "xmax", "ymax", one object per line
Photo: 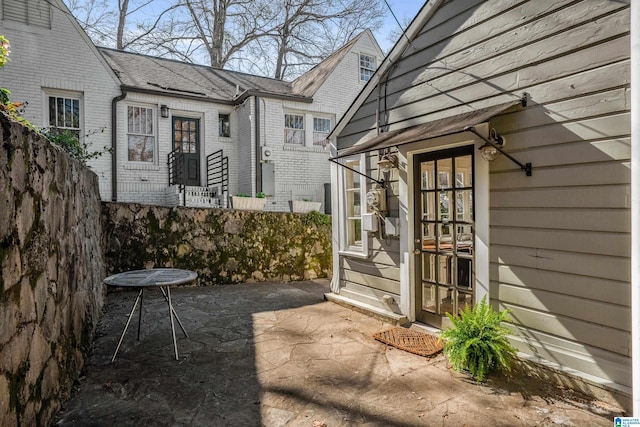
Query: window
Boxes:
[
  {"xmin": 359, "ymin": 53, "xmax": 376, "ymax": 82},
  {"xmin": 218, "ymin": 113, "xmax": 230, "ymax": 137},
  {"xmin": 48, "ymin": 95, "xmax": 81, "ymax": 138},
  {"xmin": 127, "ymin": 106, "xmax": 155, "ymax": 162},
  {"xmin": 284, "ymin": 113, "xmax": 304, "ymax": 144},
  {"xmin": 3, "ymin": 0, "xmax": 51, "ymax": 28},
  {"xmin": 344, "ymin": 157, "xmax": 364, "ymax": 251},
  {"xmin": 313, "ymin": 117, "xmax": 331, "ymax": 146}
]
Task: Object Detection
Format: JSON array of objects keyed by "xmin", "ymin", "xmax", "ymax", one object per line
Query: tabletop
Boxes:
[{"xmin": 103, "ymin": 268, "xmax": 198, "ymax": 288}]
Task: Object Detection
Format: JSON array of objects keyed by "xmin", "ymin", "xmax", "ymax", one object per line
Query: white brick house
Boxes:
[
  {"xmin": 0, "ymin": 0, "xmax": 121, "ymax": 201},
  {"xmin": 100, "ymin": 30, "xmax": 383, "ymax": 211},
  {"xmin": 0, "ymin": 0, "xmax": 383, "ymax": 212}
]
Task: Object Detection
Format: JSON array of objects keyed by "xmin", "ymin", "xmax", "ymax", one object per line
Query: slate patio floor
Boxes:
[{"xmin": 54, "ymin": 279, "xmax": 622, "ymax": 426}]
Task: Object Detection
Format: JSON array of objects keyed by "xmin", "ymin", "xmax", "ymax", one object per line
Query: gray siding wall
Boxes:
[
  {"xmin": 336, "ymin": 0, "xmax": 631, "ymax": 390},
  {"xmin": 337, "ymin": 153, "xmax": 403, "ymax": 313}
]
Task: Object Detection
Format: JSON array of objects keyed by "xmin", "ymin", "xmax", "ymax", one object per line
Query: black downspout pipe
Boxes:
[
  {"xmin": 255, "ymin": 95, "xmax": 262, "ymax": 194},
  {"xmin": 111, "ymin": 90, "xmax": 127, "ymax": 201}
]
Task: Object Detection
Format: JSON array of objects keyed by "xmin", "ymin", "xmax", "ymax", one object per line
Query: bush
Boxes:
[
  {"xmin": 42, "ymin": 127, "xmax": 111, "ymax": 166},
  {"xmin": 440, "ymin": 297, "xmax": 517, "ymax": 382}
]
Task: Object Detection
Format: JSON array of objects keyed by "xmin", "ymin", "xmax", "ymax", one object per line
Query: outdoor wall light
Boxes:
[
  {"xmin": 160, "ymin": 104, "xmax": 170, "ymax": 118},
  {"xmin": 377, "ymin": 153, "xmax": 398, "ymax": 173},
  {"xmin": 479, "ymin": 128, "xmax": 505, "ymax": 161}
]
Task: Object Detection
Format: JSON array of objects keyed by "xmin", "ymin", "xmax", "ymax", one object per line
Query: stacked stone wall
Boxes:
[
  {"xmin": 0, "ymin": 113, "xmax": 105, "ymax": 426},
  {"xmin": 102, "ymin": 203, "xmax": 332, "ymax": 284}
]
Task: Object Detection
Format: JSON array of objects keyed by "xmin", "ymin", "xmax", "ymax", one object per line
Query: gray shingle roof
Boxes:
[
  {"xmin": 99, "ymin": 48, "xmax": 297, "ymax": 102},
  {"xmin": 98, "ymin": 31, "xmax": 368, "ymax": 103}
]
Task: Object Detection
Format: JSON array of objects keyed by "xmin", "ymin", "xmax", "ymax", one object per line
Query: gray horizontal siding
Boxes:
[{"xmin": 336, "ymin": 0, "xmax": 631, "ymax": 389}]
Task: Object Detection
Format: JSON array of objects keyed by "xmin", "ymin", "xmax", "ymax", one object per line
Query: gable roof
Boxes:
[
  {"xmin": 99, "ymin": 48, "xmax": 301, "ymax": 103},
  {"xmin": 98, "ymin": 30, "xmax": 377, "ymax": 104},
  {"xmin": 52, "ymin": 0, "xmax": 121, "ymax": 85},
  {"xmin": 292, "ymin": 29, "xmax": 380, "ymax": 97},
  {"xmin": 330, "ymin": 0, "xmax": 445, "ymax": 140}
]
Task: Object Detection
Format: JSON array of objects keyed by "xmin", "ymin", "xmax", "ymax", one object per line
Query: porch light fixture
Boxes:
[
  {"xmin": 466, "ymin": 126, "xmax": 532, "ymax": 176},
  {"xmin": 479, "ymin": 128, "xmax": 505, "ymax": 161},
  {"xmin": 160, "ymin": 104, "xmax": 170, "ymax": 118},
  {"xmin": 377, "ymin": 153, "xmax": 398, "ymax": 173}
]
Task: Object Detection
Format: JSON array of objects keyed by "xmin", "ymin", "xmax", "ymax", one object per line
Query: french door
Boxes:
[
  {"xmin": 414, "ymin": 146, "xmax": 475, "ymax": 327},
  {"xmin": 172, "ymin": 117, "xmax": 200, "ymax": 186}
]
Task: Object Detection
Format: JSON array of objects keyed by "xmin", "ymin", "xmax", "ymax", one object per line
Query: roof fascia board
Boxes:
[
  {"xmin": 330, "ymin": 0, "xmax": 445, "ymax": 140},
  {"xmin": 120, "ymin": 86, "xmax": 236, "ymax": 105}
]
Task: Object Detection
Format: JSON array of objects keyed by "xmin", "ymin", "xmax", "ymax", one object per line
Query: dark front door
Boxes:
[
  {"xmin": 172, "ymin": 117, "xmax": 200, "ymax": 186},
  {"xmin": 414, "ymin": 145, "xmax": 475, "ymax": 328}
]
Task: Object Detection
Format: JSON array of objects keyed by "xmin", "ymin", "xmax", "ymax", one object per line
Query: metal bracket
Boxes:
[
  {"xmin": 465, "ymin": 126, "xmax": 532, "ymax": 176},
  {"xmin": 329, "ymin": 157, "xmax": 386, "ymax": 186}
]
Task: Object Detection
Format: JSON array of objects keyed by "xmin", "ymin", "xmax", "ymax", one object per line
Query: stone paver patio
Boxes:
[{"xmin": 54, "ymin": 280, "xmax": 622, "ymax": 426}]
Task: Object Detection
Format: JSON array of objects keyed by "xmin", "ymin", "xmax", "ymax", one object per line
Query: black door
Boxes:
[
  {"xmin": 172, "ymin": 117, "xmax": 200, "ymax": 186},
  {"xmin": 414, "ymin": 145, "xmax": 475, "ymax": 328}
]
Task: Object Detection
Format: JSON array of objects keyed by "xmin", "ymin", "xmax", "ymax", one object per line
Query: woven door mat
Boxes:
[{"xmin": 373, "ymin": 327, "xmax": 443, "ymax": 357}]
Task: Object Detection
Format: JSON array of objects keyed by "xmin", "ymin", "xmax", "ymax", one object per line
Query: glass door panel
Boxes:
[{"xmin": 414, "ymin": 146, "xmax": 475, "ymax": 326}]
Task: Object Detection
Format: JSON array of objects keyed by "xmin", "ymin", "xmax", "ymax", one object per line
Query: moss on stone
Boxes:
[{"xmin": 8, "ymin": 361, "xmax": 29, "ymax": 414}]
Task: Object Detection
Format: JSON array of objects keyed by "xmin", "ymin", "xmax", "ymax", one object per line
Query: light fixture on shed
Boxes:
[
  {"xmin": 160, "ymin": 104, "xmax": 170, "ymax": 118},
  {"xmin": 479, "ymin": 128, "xmax": 505, "ymax": 161},
  {"xmin": 377, "ymin": 152, "xmax": 398, "ymax": 173}
]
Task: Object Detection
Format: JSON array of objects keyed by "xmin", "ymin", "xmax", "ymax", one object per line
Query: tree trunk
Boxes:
[{"xmin": 117, "ymin": 0, "xmax": 129, "ymax": 50}]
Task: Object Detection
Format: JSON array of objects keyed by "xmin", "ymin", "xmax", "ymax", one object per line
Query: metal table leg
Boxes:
[
  {"xmin": 112, "ymin": 289, "xmax": 143, "ymax": 362},
  {"xmin": 137, "ymin": 288, "xmax": 144, "ymax": 340},
  {"xmin": 159, "ymin": 286, "xmax": 188, "ymax": 337},
  {"xmin": 166, "ymin": 286, "xmax": 179, "ymax": 360}
]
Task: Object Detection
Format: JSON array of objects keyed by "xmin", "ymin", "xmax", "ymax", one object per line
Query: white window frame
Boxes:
[
  {"xmin": 359, "ymin": 53, "xmax": 376, "ymax": 82},
  {"xmin": 126, "ymin": 104, "xmax": 157, "ymax": 164},
  {"xmin": 313, "ymin": 117, "xmax": 331, "ymax": 146},
  {"xmin": 45, "ymin": 90, "xmax": 83, "ymax": 139},
  {"xmin": 218, "ymin": 112, "xmax": 231, "ymax": 138},
  {"xmin": 339, "ymin": 154, "xmax": 369, "ymax": 258},
  {"xmin": 284, "ymin": 113, "xmax": 305, "ymax": 144}
]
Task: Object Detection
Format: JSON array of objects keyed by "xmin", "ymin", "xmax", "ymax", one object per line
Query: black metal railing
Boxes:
[
  {"xmin": 168, "ymin": 148, "xmax": 186, "ymax": 205},
  {"xmin": 206, "ymin": 149, "xmax": 229, "ymax": 208}
]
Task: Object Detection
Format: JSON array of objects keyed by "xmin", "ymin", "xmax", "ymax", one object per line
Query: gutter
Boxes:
[
  {"xmin": 111, "ymin": 89, "xmax": 127, "ymax": 202},
  {"xmin": 255, "ymin": 95, "xmax": 262, "ymax": 194},
  {"xmin": 234, "ymin": 89, "xmax": 312, "ymax": 105},
  {"xmin": 120, "ymin": 85, "xmax": 236, "ymax": 105}
]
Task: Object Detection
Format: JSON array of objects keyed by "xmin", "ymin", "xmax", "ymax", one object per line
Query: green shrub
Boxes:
[
  {"xmin": 42, "ymin": 127, "xmax": 111, "ymax": 166},
  {"xmin": 441, "ymin": 297, "xmax": 517, "ymax": 382},
  {"xmin": 301, "ymin": 210, "xmax": 331, "ymax": 227}
]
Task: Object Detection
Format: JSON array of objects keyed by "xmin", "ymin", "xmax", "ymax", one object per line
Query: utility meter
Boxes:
[{"xmin": 366, "ymin": 187, "xmax": 386, "ymax": 212}]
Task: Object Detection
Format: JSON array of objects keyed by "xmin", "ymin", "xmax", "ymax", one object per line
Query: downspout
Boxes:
[
  {"xmin": 255, "ymin": 95, "xmax": 262, "ymax": 194},
  {"xmin": 631, "ymin": 0, "xmax": 640, "ymax": 415},
  {"xmin": 111, "ymin": 89, "xmax": 127, "ymax": 201}
]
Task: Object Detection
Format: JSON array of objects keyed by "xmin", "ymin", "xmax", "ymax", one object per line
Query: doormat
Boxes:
[{"xmin": 373, "ymin": 327, "xmax": 443, "ymax": 357}]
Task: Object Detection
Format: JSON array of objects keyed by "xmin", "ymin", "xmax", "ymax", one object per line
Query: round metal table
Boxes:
[{"xmin": 104, "ymin": 268, "xmax": 198, "ymax": 361}]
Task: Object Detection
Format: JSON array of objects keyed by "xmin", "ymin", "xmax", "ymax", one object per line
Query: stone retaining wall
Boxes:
[
  {"xmin": 1, "ymin": 112, "xmax": 333, "ymax": 426},
  {"xmin": 0, "ymin": 113, "xmax": 105, "ymax": 426},
  {"xmin": 102, "ymin": 203, "xmax": 332, "ymax": 284}
]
